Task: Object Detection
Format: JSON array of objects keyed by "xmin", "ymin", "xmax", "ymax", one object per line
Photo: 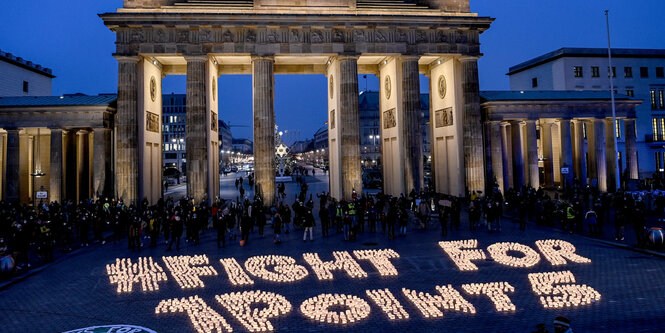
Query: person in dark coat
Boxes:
[
  {"xmin": 273, "ymin": 211, "xmax": 283, "ymax": 244},
  {"xmin": 214, "ymin": 209, "xmax": 227, "ymax": 248},
  {"xmin": 167, "ymin": 211, "xmax": 183, "ymax": 251}
]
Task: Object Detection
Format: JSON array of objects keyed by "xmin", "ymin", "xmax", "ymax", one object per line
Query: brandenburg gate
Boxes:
[{"xmin": 100, "ymin": 0, "xmax": 493, "ymax": 206}]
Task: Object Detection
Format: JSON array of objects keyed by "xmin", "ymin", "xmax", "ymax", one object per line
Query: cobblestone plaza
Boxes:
[{"xmin": 1, "ymin": 212, "xmax": 664, "ymax": 332}]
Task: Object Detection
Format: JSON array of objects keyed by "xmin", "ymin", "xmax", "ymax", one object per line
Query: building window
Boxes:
[
  {"xmin": 661, "ymin": 118, "xmax": 665, "ymax": 141},
  {"xmin": 591, "ymin": 66, "xmax": 600, "ymax": 78},
  {"xmin": 574, "ymin": 66, "xmax": 584, "ymax": 78},
  {"xmin": 624, "ymin": 67, "xmax": 633, "ymax": 78},
  {"xmin": 653, "ymin": 119, "xmax": 658, "ymax": 140},
  {"xmin": 626, "ymin": 89, "xmax": 634, "ymax": 97},
  {"xmin": 615, "ymin": 119, "xmax": 621, "ymax": 139},
  {"xmin": 22, "ymin": 81, "xmax": 29, "ymax": 93},
  {"xmin": 655, "ymin": 151, "xmax": 663, "ymax": 172},
  {"xmin": 660, "ymin": 90, "xmax": 665, "ymax": 110},
  {"xmin": 652, "ymin": 90, "xmax": 658, "ymax": 109},
  {"xmin": 658, "ymin": 67, "xmax": 665, "ymax": 78},
  {"xmin": 532, "ymin": 77, "xmax": 538, "ymax": 88},
  {"xmin": 608, "ymin": 67, "xmax": 616, "ymax": 78},
  {"xmin": 641, "ymin": 67, "xmax": 649, "ymax": 78}
]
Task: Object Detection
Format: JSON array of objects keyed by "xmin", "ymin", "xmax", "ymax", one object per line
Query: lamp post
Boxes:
[{"xmin": 605, "ymin": 10, "xmax": 621, "ymax": 191}]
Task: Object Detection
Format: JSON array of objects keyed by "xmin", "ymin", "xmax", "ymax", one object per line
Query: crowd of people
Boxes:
[{"xmin": 2, "ymin": 169, "xmax": 664, "ymax": 278}]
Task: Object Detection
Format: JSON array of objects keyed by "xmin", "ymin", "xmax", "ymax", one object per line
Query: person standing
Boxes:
[
  {"xmin": 273, "ymin": 211, "xmax": 283, "ymax": 244},
  {"xmin": 167, "ymin": 211, "xmax": 183, "ymax": 251},
  {"xmin": 417, "ymin": 199, "xmax": 430, "ymax": 230},
  {"xmin": 438, "ymin": 205, "xmax": 449, "ymax": 237},
  {"xmin": 319, "ymin": 202, "xmax": 330, "ymax": 238},
  {"xmin": 214, "ymin": 208, "xmax": 227, "ymax": 248},
  {"xmin": 303, "ymin": 207, "xmax": 315, "ymax": 242}
]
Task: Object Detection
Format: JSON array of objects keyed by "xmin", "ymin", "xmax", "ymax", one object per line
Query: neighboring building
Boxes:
[
  {"xmin": 313, "ymin": 126, "xmax": 328, "ymax": 150},
  {"xmin": 232, "ymin": 138, "xmax": 253, "ymax": 155},
  {"xmin": 508, "ymin": 48, "xmax": 665, "ymax": 177},
  {"xmin": 480, "ymin": 90, "xmax": 639, "ymax": 193},
  {"xmin": 218, "ymin": 120, "xmax": 233, "ymax": 164},
  {"xmin": 290, "ymin": 140, "xmax": 313, "ymax": 154},
  {"xmin": 306, "ymin": 91, "xmax": 431, "ymax": 168},
  {"xmin": 0, "ymin": 94, "xmax": 116, "ymax": 204},
  {"xmin": 0, "ymin": 49, "xmax": 54, "ymax": 97},
  {"xmin": 162, "ymin": 93, "xmax": 187, "ymax": 173}
]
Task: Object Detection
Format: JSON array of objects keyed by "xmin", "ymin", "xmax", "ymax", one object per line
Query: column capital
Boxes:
[
  {"xmin": 334, "ymin": 55, "xmax": 360, "ymax": 62},
  {"xmin": 184, "ymin": 55, "xmax": 209, "ymax": 63},
  {"xmin": 400, "ymin": 55, "xmax": 420, "ymax": 62},
  {"xmin": 113, "ymin": 55, "xmax": 140, "ymax": 63},
  {"xmin": 251, "ymin": 55, "xmax": 275, "ymax": 63},
  {"xmin": 459, "ymin": 55, "xmax": 480, "ymax": 63}
]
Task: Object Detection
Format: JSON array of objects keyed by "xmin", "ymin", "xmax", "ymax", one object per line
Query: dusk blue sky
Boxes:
[{"xmin": 1, "ymin": 0, "xmax": 664, "ymax": 140}]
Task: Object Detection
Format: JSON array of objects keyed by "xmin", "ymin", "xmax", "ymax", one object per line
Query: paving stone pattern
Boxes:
[{"xmin": 1, "ymin": 218, "xmax": 664, "ymax": 333}]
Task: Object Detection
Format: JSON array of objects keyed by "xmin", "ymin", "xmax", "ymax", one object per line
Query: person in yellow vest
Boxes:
[{"xmin": 566, "ymin": 204, "xmax": 576, "ymax": 234}]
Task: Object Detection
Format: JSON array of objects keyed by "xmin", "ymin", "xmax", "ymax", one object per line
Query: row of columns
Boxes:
[
  {"xmin": 1, "ymin": 128, "xmax": 112, "ymax": 204},
  {"xmin": 114, "ymin": 54, "xmax": 484, "ymax": 206},
  {"xmin": 489, "ymin": 117, "xmax": 638, "ymax": 193}
]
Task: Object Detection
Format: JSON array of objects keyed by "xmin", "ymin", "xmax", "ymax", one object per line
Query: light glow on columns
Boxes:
[
  {"xmin": 487, "ymin": 242, "xmax": 541, "ymax": 268},
  {"xmin": 462, "ymin": 282, "xmax": 516, "ymax": 312},
  {"xmin": 402, "ymin": 285, "xmax": 476, "ymax": 318},
  {"xmin": 162, "ymin": 255, "xmax": 218, "ymax": 289},
  {"xmin": 106, "ymin": 257, "xmax": 167, "ymax": 294},
  {"xmin": 155, "ymin": 295, "xmax": 233, "ymax": 333},
  {"xmin": 300, "ymin": 294, "xmax": 371, "ymax": 325},
  {"xmin": 438, "ymin": 240, "xmax": 486, "ymax": 271},
  {"xmin": 528, "ymin": 271, "xmax": 601, "ymax": 309},
  {"xmin": 215, "ymin": 291, "xmax": 292, "ymax": 332},
  {"xmin": 366, "ymin": 289, "xmax": 410, "ymax": 320},
  {"xmin": 220, "ymin": 258, "xmax": 255, "ymax": 286},
  {"xmin": 303, "ymin": 251, "xmax": 367, "ymax": 281},
  {"xmin": 535, "ymin": 240, "xmax": 592, "ymax": 266},
  {"xmin": 245, "ymin": 255, "xmax": 309, "ymax": 283},
  {"xmin": 353, "ymin": 249, "xmax": 401, "ymax": 276}
]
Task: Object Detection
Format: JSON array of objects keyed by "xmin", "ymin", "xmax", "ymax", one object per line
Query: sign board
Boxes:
[
  {"xmin": 63, "ymin": 325, "xmax": 158, "ymax": 333},
  {"xmin": 561, "ymin": 167, "xmax": 570, "ymax": 175},
  {"xmin": 36, "ymin": 191, "xmax": 48, "ymax": 199}
]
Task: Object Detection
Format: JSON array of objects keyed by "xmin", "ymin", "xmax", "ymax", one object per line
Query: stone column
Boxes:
[
  {"xmin": 460, "ymin": 57, "xmax": 485, "ymax": 193},
  {"xmin": 115, "ymin": 56, "xmax": 140, "ymax": 204},
  {"xmin": 64, "ymin": 130, "xmax": 78, "ymax": 202},
  {"xmin": 93, "ymin": 128, "xmax": 112, "ymax": 199},
  {"xmin": 77, "ymin": 130, "xmax": 91, "ymax": 201},
  {"xmin": 541, "ymin": 122, "xmax": 554, "ymax": 187},
  {"xmin": 252, "ymin": 57, "xmax": 276, "ymax": 206},
  {"xmin": 4, "ymin": 129, "xmax": 20, "ymax": 203},
  {"xmin": 510, "ymin": 121, "xmax": 524, "ymax": 189},
  {"xmin": 401, "ymin": 56, "xmax": 423, "ymax": 193},
  {"xmin": 573, "ymin": 120, "xmax": 587, "ymax": 186},
  {"xmin": 500, "ymin": 123, "xmax": 513, "ymax": 192},
  {"xmin": 591, "ymin": 118, "xmax": 607, "ymax": 192},
  {"xmin": 525, "ymin": 120, "xmax": 539, "ymax": 188},
  {"xmin": 559, "ymin": 119, "xmax": 574, "ymax": 190},
  {"xmin": 489, "ymin": 121, "xmax": 504, "ymax": 192},
  {"xmin": 605, "ymin": 118, "xmax": 618, "ymax": 191},
  {"xmin": 339, "ymin": 56, "xmax": 362, "ymax": 199},
  {"xmin": 186, "ymin": 56, "xmax": 209, "ymax": 203},
  {"xmin": 624, "ymin": 118, "xmax": 639, "ymax": 180},
  {"xmin": 49, "ymin": 129, "xmax": 64, "ymax": 203}
]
